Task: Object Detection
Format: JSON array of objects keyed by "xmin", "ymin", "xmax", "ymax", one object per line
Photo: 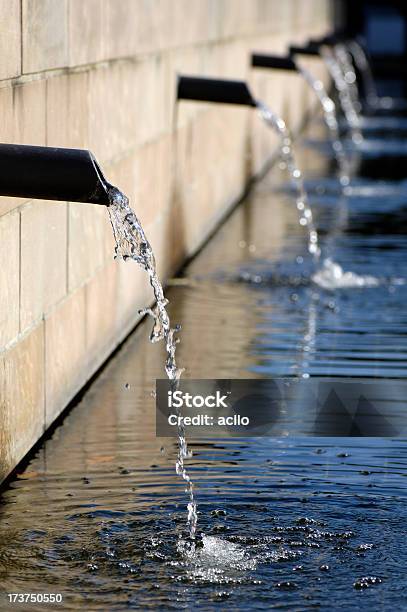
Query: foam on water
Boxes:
[
  {"xmin": 179, "ymin": 535, "xmax": 256, "ymax": 572},
  {"xmin": 172, "ymin": 519, "xmax": 365, "ymax": 587},
  {"xmin": 312, "ymin": 258, "xmax": 380, "ymax": 290}
]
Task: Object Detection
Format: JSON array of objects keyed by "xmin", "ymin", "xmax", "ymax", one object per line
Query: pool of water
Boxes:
[{"xmin": 1, "ymin": 117, "xmax": 407, "ymax": 611}]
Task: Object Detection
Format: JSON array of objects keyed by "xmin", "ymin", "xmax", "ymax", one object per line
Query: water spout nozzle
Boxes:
[
  {"xmin": 289, "ymin": 43, "xmax": 321, "ymax": 57},
  {"xmin": 177, "ymin": 75, "xmax": 256, "ymax": 107},
  {"xmin": 251, "ymin": 53, "xmax": 297, "ymax": 72},
  {"xmin": 0, "ymin": 143, "xmax": 111, "ymax": 205}
]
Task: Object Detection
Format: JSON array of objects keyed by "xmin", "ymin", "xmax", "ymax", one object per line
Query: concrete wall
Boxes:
[{"xmin": 0, "ymin": 0, "xmax": 332, "ymax": 482}]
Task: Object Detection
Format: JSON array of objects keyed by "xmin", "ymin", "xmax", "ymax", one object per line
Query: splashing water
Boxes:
[
  {"xmin": 176, "ymin": 535, "xmax": 257, "ymax": 580},
  {"xmin": 320, "ymin": 45, "xmax": 363, "ymax": 143},
  {"xmin": 257, "ymin": 101, "xmax": 320, "ymax": 259},
  {"xmin": 312, "ymin": 258, "xmax": 379, "ymax": 290},
  {"xmin": 295, "ymin": 62, "xmax": 351, "ymax": 186},
  {"xmin": 107, "ymin": 186, "xmax": 198, "ymax": 540}
]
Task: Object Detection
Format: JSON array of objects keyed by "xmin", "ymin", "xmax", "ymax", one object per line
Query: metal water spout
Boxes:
[
  {"xmin": 0, "ymin": 143, "xmax": 111, "ymax": 205},
  {"xmin": 288, "ymin": 43, "xmax": 321, "ymax": 58},
  {"xmin": 251, "ymin": 53, "xmax": 297, "ymax": 73},
  {"xmin": 177, "ymin": 75, "xmax": 256, "ymax": 107}
]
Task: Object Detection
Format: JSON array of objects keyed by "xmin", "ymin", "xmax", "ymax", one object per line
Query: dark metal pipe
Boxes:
[
  {"xmin": 251, "ymin": 53, "xmax": 297, "ymax": 72},
  {"xmin": 289, "ymin": 43, "xmax": 321, "ymax": 57},
  {"xmin": 0, "ymin": 143, "xmax": 111, "ymax": 205},
  {"xmin": 177, "ymin": 75, "xmax": 256, "ymax": 107}
]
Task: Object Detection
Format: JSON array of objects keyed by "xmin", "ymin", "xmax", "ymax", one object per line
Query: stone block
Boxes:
[
  {"xmin": 69, "ymin": 0, "xmax": 103, "ymax": 66},
  {"xmin": 0, "ymin": 325, "xmax": 45, "ymax": 481},
  {"xmin": 46, "ymin": 71, "xmax": 89, "ymax": 149},
  {"xmin": 0, "ymin": 211, "xmax": 20, "ymax": 347},
  {"xmin": 20, "ymin": 201, "xmax": 67, "ymax": 333},
  {"xmin": 22, "ymin": 0, "xmax": 69, "ymax": 73},
  {"xmin": 45, "ymin": 287, "xmax": 86, "ymax": 425},
  {"xmin": 68, "ymin": 202, "xmax": 110, "ymax": 291},
  {"xmin": 0, "ymin": 0, "xmax": 21, "ymax": 80}
]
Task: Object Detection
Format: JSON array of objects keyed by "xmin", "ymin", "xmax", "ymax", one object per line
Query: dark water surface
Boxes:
[{"xmin": 1, "ymin": 118, "xmax": 407, "ymax": 611}]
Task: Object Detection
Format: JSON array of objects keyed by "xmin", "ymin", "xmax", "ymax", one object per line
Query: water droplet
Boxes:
[
  {"xmin": 276, "ymin": 581, "xmax": 297, "ymax": 590},
  {"xmin": 354, "ymin": 576, "xmax": 382, "ymax": 589},
  {"xmin": 211, "ymin": 509, "xmax": 227, "ymax": 517},
  {"xmin": 356, "ymin": 543, "xmax": 374, "ymax": 552},
  {"xmin": 87, "ymin": 563, "xmax": 98, "ymax": 572}
]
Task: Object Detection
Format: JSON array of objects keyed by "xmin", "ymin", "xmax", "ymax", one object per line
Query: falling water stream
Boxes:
[
  {"xmin": 345, "ymin": 39, "xmax": 407, "ymax": 117},
  {"xmin": 320, "ymin": 45, "xmax": 363, "ymax": 142},
  {"xmin": 97, "ymin": 93, "xmax": 376, "ymax": 555},
  {"xmin": 295, "ymin": 62, "xmax": 351, "ymax": 185},
  {"xmin": 257, "ymin": 101, "xmax": 381, "ymax": 290},
  {"xmin": 257, "ymin": 101, "xmax": 320, "ymax": 259},
  {"xmin": 107, "ymin": 186, "xmax": 198, "ymax": 542},
  {"xmin": 105, "ymin": 97, "xmax": 371, "ymax": 558},
  {"xmin": 347, "ymin": 40, "xmax": 379, "ymax": 109},
  {"xmin": 333, "ymin": 43, "xmax": 362, "ymax": 116}
]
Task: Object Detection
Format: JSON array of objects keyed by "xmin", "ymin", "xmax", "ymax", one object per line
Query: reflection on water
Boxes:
[{"xmin": 0, "ymin": 119, "xmax": 407, "ymax": 610}]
